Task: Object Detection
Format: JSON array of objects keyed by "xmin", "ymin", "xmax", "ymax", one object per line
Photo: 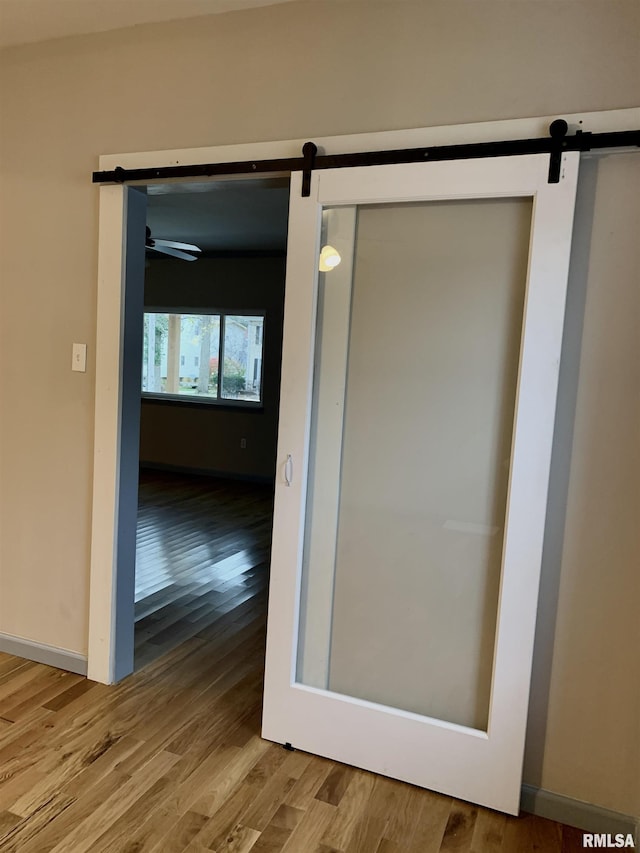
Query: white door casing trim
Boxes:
[{"xmin": 89, "ymin": 184, "xmax": 127, "ymax": 683}]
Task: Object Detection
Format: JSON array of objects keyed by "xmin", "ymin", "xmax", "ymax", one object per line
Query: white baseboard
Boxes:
[
  {"xmin": 0, "ymin": 632, "xmax": 88, "ymax": 676},
  {"xmin": 521, "ymin": 784, "xmax": 639, "ymax": 843}
]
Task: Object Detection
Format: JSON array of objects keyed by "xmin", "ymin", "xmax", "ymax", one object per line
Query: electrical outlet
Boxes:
[{"xmin": 240, "ymin": 438, "xmax": 247, "ymax": 449}]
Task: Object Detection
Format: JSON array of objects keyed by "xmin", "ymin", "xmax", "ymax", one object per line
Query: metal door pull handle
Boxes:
[{"xmin": 285, "ymin": 454, "xmax": 293, "ymax": 487}]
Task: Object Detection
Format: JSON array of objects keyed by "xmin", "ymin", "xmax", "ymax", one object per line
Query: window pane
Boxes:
[
  {"xmin": 221, "ymin": 315, "xmax": 264, "ymax": 402},
  {"xmin": 142, "ymin": 312, "xmax": 221, "ymax": 399}
]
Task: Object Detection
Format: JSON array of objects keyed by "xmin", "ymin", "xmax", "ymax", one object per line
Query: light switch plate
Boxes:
[{"xmin": 72, "ymin": 343, "xmax": 87, "ymax": 372}]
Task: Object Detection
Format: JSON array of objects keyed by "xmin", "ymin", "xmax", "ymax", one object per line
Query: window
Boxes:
[{"xmin": 142, "ymin": 311, "xmax": 265, "ymax": 404}]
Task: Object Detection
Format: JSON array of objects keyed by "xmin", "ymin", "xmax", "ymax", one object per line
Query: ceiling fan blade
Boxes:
[
  {"xmin": 146, "ymin": 245, "xmax": 199, "ymax": 261},
  {"xmin": 153, "ymin": 238, "xmax": 201, "ymax": 252}
]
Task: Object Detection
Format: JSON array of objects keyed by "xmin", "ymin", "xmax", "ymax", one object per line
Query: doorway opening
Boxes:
[{"xmin": 131, "ymin": 177, "xmax": 289, "ymax": 672}]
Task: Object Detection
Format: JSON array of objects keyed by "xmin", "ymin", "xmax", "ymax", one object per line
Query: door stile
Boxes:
[{"xmin": 263, "ymin": 171, "xmax": 322, "ymax": 701}]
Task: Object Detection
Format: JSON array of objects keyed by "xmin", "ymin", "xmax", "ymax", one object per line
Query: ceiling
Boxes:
[
  {"xmin": 0, "ymin": 1, "xmax": 294, "ymax": 252},
  {"xmin": 146, "ymin": 178, "xmax": 290, "ymax": 254},
  {"xmin": 0, "ymin": 0, "xmax": 299, "ymax": 49}
]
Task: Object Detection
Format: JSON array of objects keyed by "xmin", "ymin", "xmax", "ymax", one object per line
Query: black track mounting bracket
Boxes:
[
  {"xmin": 301, "ymin": 141, "xmax": 318, "ymax": 197},
  {"xmin": 547, "ymin": 119, "xmax": 569, "ymax": 183}
]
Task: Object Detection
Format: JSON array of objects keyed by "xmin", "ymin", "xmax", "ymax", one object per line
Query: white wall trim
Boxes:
[
  {"xmin": 88, "ymin": 184, "xmax": 127, "ymax": 684},
  {"xmin": 521, "ymin": 784, "xmax": 639, "ymax": 842},
  {"xmin": 89, "ymin": 107, "xmax": 640, "ymax": 685},
  {"xmin": 0, "ymin": 633, "xmax": 87, "ymax": 676}
]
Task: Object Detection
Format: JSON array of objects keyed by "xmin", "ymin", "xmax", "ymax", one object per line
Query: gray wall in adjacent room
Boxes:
[{"xmin": 140, "ymin": 256, "xmax": 286, "ymax": 480}]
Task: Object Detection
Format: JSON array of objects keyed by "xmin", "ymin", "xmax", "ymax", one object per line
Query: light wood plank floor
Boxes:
[{"xmin": 0, "ymin": 473, "xmax": 586, "ymax": 852}]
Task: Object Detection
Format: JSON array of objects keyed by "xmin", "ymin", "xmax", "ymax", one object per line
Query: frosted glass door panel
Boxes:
[{"xmin": 298, "ymin": 198, "xmax": 532, "ymax": 731}]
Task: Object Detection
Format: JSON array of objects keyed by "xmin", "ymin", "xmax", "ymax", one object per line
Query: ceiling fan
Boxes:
[{"xmin": 145, "ymin": 226, "xmax": 201, "ymax": 261}]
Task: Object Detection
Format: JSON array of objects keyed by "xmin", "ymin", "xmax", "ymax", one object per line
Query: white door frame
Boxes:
[{"xmin": 87, "ymin": 108, "xmax": 639, "ymax": 684}]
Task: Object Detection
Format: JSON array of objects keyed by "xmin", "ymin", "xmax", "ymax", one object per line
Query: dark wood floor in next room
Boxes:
[
  {"xmin": 134, "ymin": 469, "xmax": 274, "ymax": 670},
  {"xmin": 0, "ymin": 472, "xmax": 586, "ymax": 852}
]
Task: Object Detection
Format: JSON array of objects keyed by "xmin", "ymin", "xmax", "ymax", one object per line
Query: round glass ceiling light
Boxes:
[{"xmin": 319, "ymin": 245, "xmax": 342, "ymax": 272}]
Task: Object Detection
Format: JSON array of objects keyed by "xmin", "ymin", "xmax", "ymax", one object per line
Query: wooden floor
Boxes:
[
  {"xmin": 134, "ymin": 470, "xmax": 274, "ymax": 671},
  {"xmin": 0, "ymin": 473, "xmax": 586, "ymax": 852}
]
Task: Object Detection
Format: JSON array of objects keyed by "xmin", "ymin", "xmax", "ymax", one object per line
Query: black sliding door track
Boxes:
[{"xmin": 92, "ymin": 120, "xmax": 640, "ymax": 192}]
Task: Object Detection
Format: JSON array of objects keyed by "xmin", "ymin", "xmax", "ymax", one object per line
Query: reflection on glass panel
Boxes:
[
  {"xmin": 296, "ymin": 198, "xmax": 532, "ymax": 731},
  {"xmin": 141, "ymin": 311, "xmax": 264, "ymax": 404},
  {"xmin": 296, "ymin": 206, "xmax": 358, "ymax": 690}
]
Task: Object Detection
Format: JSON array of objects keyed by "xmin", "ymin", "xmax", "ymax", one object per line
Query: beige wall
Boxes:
[
  {"xmin": 523, "ymin": 152, "xmax": 640, "ymax": 814},
  {"xmin": 0, "ymin": 0, "xmax": 638, "ymax": 817}
]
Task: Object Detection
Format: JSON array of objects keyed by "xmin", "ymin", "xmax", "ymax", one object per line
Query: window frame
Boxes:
[{"xmin": 141, "ymin": 306, "xmax": 266, "ymax": 408}]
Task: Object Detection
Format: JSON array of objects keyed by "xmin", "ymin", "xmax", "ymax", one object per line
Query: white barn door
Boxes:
[{"xmin": 262, "ymin": 153, "xmax": 579, "ymax": 815}]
